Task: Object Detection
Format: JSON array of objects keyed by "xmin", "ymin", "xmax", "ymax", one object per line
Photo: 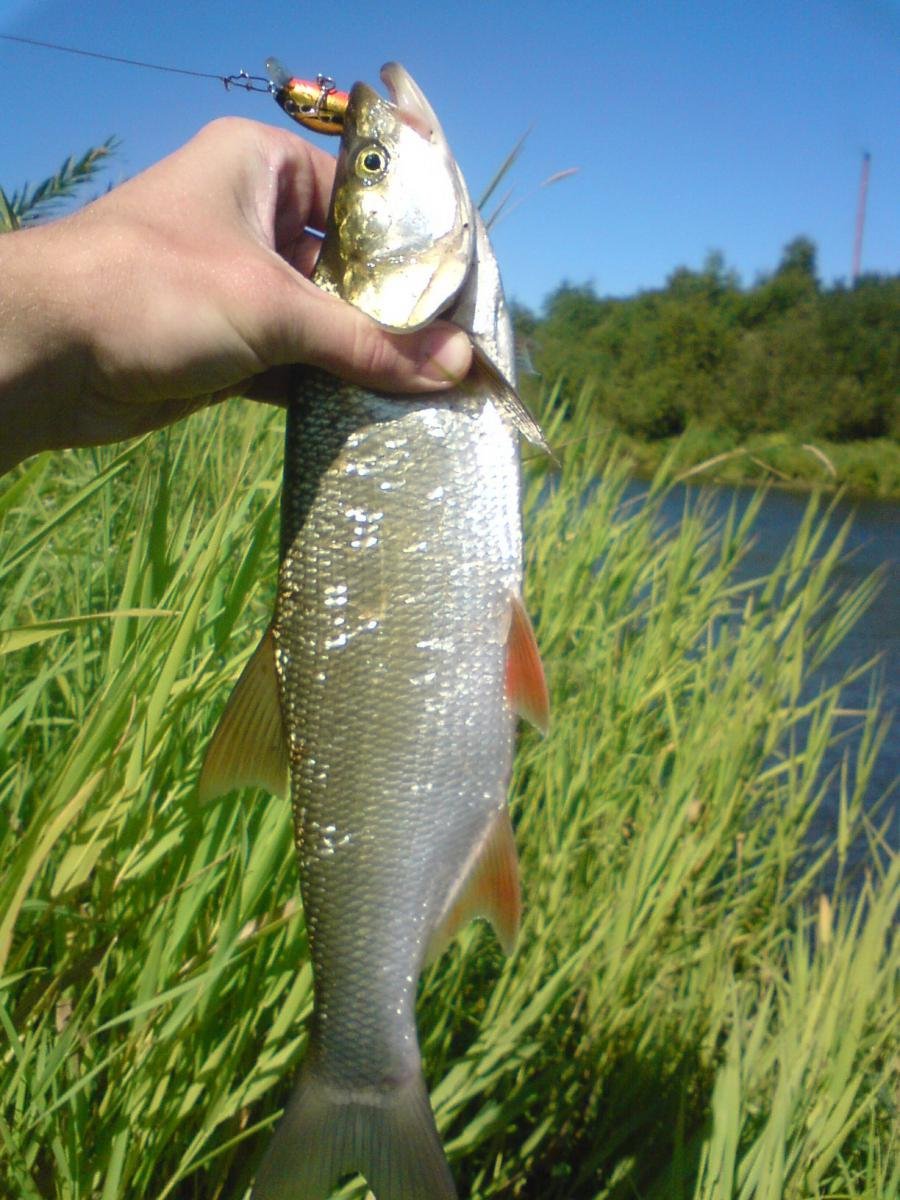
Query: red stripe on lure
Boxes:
[{"xmin": 266, "ymin": 56, "xmax": 349, "ymax": 134}]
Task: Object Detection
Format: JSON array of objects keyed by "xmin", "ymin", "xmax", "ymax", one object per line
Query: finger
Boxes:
[
  {"xmin": 279, "ymin": 229, "xmax": 325, "ymax": 279},
  {"xmin": 278, "ymin": 137, "xmax": 338, "ymax": 236},
  {"xmin": 310, "ymin": 313, "xmax": 473, "ymax": 394},
  {"xmin": 261, "ymin": 128, "xmax": 338, "ymax": 247},
  {"xmin": 162, "ymin": 120, "xmax": 337, "ymax": 249},
  {"xmin": 215, "ymin": 368, "xmax": 292, "ymax": 406},
  {"xmin": 265, "ymin": 279, "xmax": 473, "ymax": 393}
]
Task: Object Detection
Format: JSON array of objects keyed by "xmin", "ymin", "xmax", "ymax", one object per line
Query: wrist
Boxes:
[{"xmin": 0, "ymin": 219, "xmax": 92, "ymax": 473}]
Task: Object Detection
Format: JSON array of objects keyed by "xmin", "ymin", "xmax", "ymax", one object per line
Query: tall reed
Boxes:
[{"xmin": 0, "ymin": 390, "xmax": 895, "ymax": 1199}]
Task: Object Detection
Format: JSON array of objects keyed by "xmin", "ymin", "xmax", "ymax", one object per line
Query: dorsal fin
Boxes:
[{"xmin": 199, "ymin": 628, "xmax": 289, "ymax": 802}]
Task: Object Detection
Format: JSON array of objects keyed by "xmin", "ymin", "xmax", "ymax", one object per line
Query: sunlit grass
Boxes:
[{"xmin": 1, "ymin": 392, "xmax": 896, "ymax": 1199}]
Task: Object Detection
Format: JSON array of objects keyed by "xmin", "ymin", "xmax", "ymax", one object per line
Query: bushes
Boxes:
[{"xmin": 524, "ymin": 242, "xmax": 900, "ymax": 448}]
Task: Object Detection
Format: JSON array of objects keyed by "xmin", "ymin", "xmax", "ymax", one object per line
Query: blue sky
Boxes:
[{"xmin": 1, "ymin": 0, "xmax": 897, "ymax": 311}]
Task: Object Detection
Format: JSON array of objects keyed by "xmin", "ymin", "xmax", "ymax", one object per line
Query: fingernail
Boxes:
[{"xmin": 417, "ymin": 325, "xmax": 471, "ymax": 385}]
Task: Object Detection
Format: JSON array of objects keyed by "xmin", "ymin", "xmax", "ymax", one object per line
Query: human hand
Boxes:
[{"xmin": 0, "ymin": 118, "xmax": 472, "ymax": 473}]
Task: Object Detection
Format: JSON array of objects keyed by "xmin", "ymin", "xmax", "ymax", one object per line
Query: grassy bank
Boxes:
[
  {"xmin": 0, "ymin": 395, "xmax": 896, "ymax": 1199},
  {"xmin": 522, "ymin": 381, "xmax": 900, "ymax": 499},
  {"xmin": 617, "ymin": 426, "xmax": 900, "ymax": 499}
]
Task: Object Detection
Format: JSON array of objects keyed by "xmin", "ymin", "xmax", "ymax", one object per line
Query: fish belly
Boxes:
[{"xmin": 274, "ymin": 374, "xmax": 520, "ymax": 1088}]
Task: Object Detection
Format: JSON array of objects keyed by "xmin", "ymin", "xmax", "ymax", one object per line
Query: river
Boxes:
[{"xmin": 629, "ymin": 479, "xmax": 898, "ymax": 881}]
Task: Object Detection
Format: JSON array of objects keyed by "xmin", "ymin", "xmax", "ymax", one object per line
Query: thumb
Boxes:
[{"xmin": 261, "ymin": 273, "xmax": 473, "ymax": 394}]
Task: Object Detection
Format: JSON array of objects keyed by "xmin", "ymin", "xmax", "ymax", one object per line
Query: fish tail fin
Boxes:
[{"xmin": 251, "ymin": 1063, "xmax": 457, "ymax": 1200}]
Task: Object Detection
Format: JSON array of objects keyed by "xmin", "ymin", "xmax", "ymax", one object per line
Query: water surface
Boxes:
[{"xmin": 629, "ymin": 479, "xmax": 898, "ymax": 878}]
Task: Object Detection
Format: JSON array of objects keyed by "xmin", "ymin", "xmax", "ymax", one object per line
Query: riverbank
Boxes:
[
  {"xmin": 534, "ymin": 394, "xmax": 900, "ymax": 498},
  {"xmin": 619, "ymin": 426, "xmax": 900, "ymax": 497}
]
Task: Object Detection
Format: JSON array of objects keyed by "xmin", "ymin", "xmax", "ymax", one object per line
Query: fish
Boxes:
[{"xmin": 200, "ymin": 62, "xmax": 549, "ymax": 1200}]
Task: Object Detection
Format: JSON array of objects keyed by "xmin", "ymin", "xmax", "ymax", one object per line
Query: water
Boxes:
[{"xmin": 638, "ymin": 480, "xmax": 898, "ymax": 877}]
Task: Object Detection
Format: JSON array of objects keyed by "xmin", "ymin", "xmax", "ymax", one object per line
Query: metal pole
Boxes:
[{"xmin": 851, "ymin": 152, "xmax": 871, "ymax": 284}]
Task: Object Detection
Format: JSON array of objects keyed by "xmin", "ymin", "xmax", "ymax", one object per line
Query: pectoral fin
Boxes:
[
  {"xmin": 426, "ymin": 806, "xmax": 521, "ymax": 962},
  {"xmin": 465, "ymin": 348, "xmax": 552, "ymax": 455},
  {"xmin": 198, "ymin": 628, "xmax": 289, "ymax": 802}
]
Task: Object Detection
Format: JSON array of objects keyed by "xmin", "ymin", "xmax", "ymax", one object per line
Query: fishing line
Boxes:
[
  {"xmin": 0, "ymin": 34, "xmax": 349, "ymax": 133},
  {"xmin": 0, "ymin": 32, "xmax": 273, "ymax": 92}
]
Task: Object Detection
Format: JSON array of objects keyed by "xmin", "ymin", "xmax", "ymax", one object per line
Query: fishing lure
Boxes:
[{"xmin": 265, "ymin": 57, "xmax": 348, "ymax": 134}]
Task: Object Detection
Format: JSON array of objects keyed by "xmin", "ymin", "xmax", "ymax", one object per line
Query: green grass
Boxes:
[{"xmin": 0, "ymin": 392, "xmax": 896, "ymax": 1199}]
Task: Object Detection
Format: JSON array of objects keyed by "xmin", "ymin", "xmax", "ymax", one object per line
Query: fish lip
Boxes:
[{"xmin": 380, "ymin": 62, "xmax": 440, "ymax": 140}]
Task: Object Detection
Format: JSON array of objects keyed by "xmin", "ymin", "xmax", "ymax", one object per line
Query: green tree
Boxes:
[
  {"xmin": 523, "ymin": 236, "xmax": 899, "ymax": 447},
  {"xmin": 776, "ymin": 235, "xmax": 818, "ymax": 283}
]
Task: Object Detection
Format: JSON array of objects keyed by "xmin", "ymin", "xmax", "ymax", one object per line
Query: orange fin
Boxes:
[
  {"xmin": 198, "ymin": 628, "xmax": 289, "ymax": 802},
  {"xmin": 506, "ymin": 594, "xmax": 550, "ymax": 735},
  {"xmin": 426, "ymin": 807, "xmax": 521, "ymax": 963}
]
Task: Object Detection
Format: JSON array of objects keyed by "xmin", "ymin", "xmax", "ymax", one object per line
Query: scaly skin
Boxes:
[{"xmin": 275, "ymin": 375, "xmax": 519, "ymax": 1092}]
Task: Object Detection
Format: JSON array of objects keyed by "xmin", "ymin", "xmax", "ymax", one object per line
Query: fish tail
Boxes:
[{"xmin": 251, "ymin": 1063, "xmax": 457, "ymax": 1200}]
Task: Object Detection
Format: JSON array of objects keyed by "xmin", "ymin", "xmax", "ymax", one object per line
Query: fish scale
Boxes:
[{"xmin": 275, "ymin": 382, "xmax": 519, "ymax": 1092}]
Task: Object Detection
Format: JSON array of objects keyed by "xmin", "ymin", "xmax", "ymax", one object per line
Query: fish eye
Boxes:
[{"xmin": 355, "ymin": 144, "xmax": 389, "ymax": 182}]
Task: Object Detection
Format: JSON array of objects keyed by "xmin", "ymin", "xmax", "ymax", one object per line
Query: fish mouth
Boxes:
[
  {"xmin": 380, "ymin": 62, "xmax": 441, "ymax": 141},
  {"xmin": 329, "ymin": 62, "xmax": 474, "ymax": 332}
]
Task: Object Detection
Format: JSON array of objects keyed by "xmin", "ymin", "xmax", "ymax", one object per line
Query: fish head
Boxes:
[{"xmin": 316, "ymin": 63, "xmax": 475, "ymax": 331}]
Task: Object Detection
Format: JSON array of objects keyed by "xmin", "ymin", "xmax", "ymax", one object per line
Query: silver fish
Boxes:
[{"xmin": 201, "ymin": 62, "xmax": 548, "ymax": 1200}]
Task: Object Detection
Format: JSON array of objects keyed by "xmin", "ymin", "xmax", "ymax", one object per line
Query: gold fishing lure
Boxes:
[{"xmin": 266, "ymin": 57, "xmax": 348, "ymax": 134}]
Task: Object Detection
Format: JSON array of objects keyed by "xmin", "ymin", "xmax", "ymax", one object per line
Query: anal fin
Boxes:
[
  {"xmin": 199, "ymin": 627, "xmax": 289, "ymax": 802},
  {"xmin": 426, "ymin": 807, "xmax": 521, "ymax": 963}
]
